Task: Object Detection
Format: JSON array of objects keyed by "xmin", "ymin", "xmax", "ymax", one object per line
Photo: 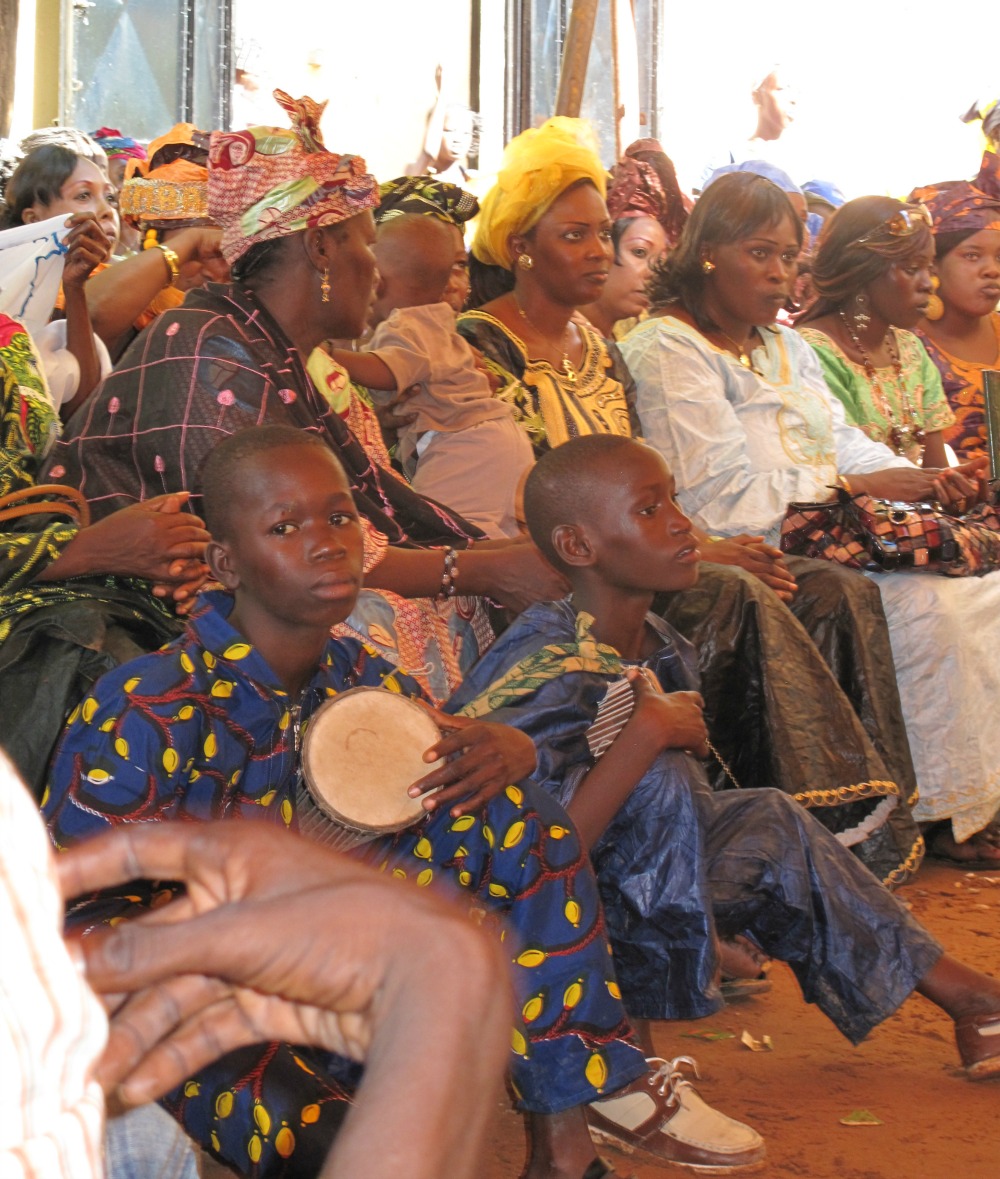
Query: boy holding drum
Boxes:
[{"xmin": 43, "ymin": 426, "xmax": 764, "ymax": 1179}]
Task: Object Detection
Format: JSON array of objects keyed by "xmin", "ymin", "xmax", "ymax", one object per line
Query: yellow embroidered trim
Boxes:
[
  {"xmin": 119, "ymin": 177, "xmax": 210, "ymax": 221},
  {"xmin": 882, "ymin": 834, "xmax": 925, "ymax": 889},
  {"xmin": 792, "ymin": 778, "xmax": 900, "ymax": 808}
]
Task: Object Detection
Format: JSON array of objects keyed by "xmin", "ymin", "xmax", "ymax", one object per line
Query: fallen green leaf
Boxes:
[{"xmin": 840, "ymin": 1109, "xmax": 883, "ymax": 1126}]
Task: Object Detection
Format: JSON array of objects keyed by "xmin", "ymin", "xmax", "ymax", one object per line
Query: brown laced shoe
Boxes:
[{"xmin": 587, "ymin": 1056, "xmax": 766, "ymax": 1173}]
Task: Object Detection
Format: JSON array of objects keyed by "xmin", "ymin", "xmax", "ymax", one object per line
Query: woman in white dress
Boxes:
[{"xmin": 620, "ymin": 171, "xmax": 1000, "ymax": 867}]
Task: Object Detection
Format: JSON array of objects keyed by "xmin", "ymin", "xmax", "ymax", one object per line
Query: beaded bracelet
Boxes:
[{"xmin": 438, "ymin": 546, "xmax": 459, "ymax": 600}]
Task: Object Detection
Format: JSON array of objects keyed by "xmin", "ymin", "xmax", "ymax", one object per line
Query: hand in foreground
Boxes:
[
  {"xmin": 58, "ymin": 822, "xmax": 510, "ymax": 1136},
  {"xmin": 626, "ymin": 669, "xmax": 710, "ymax": 758},
  {"xmin": 409, "ymin": 706, "xmax": 537, "ymax": 817},
  {"xmin": 704, "ymin": 534, "xmax": 798, "ymax": 602},
  {"xmin": 62, "ymin": 214, "xmax": 113, "ymax": 288}
]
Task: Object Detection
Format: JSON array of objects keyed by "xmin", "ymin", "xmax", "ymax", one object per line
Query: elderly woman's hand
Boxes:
[
  {"xmin": 39, "ymin": 492, "xmax": 210, "ymax": 591},
  {"xmin": 473, "ymin": 541, "xmax": 571, "ymax": 613}
]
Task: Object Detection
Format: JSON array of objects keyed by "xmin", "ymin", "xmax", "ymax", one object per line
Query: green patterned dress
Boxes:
[{"xmin": 0, "ymin": 313, "xmax": 178, "ymax": 795}]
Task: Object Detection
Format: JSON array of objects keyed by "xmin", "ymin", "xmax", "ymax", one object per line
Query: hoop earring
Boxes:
[
  {"xmin": 517, "ymin": 254, "xmax": 534, "ymax": 271},
  {"xmin": 701, "ymin": 259, "xmax": 716, "ymax": 274},
  {"xmin": 851, "ymin": 292, "xmax": 871, "ymax": 332},
  {"xmin": 320, "ymin": 268, "xmax": 331, "ymax": 303}
]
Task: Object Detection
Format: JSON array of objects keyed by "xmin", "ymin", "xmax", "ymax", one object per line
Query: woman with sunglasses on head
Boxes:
[
  {"xmin": 910, "ymin": 151, "xmax": 1000, "ymax": 464},
  {"xmin": 621, "ymin": 171, "xmax": 1000, "ymax": 870},
  {"xmin": 798, "ymin": 198, "xmax": 953, "ymax": 469}
]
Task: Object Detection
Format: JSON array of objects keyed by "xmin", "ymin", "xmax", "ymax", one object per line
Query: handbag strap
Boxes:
[{"xmin": 0, "ymin": 484, "xmax": 91, "ymax": 528}]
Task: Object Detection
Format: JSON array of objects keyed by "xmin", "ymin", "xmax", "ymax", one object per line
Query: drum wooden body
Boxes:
[{"xmin": 297, "ymin": 687, "xmax": 443, "ymax": 851}]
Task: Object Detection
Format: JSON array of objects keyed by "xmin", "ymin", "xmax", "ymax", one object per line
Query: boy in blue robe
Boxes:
[
  {"xmin": 449, "ymin": 434, "xmax": 1000, "ymax": 1154},
  {"xmin": 43, "ymin": 426, "xmax": 765, "ymax": 1179}
]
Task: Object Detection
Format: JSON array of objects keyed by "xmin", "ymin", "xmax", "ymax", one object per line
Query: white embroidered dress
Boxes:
[{"xmin": 622, "ymin": 316, "xmax": 1000, "ymax": 840}]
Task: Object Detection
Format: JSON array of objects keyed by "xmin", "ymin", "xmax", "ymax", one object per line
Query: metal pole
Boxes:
[
  {"xmin": 983, "ymin": 369, "xmax": 1000, "ymax": 501},
  {"xmin": 554, "ymin": 0, "xmax": 600, "ymax": 118}
]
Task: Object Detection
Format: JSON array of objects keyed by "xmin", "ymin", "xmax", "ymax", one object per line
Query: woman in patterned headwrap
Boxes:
[
  {"xmin": 911, "ymin": 151, "xmax": 1000, "ymax": 462},
  {"xmin": 44, "ymin": 93, "xmax": 566, "ymax": 703}
]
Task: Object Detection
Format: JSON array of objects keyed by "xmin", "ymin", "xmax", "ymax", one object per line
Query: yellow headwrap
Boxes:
[{"xmin": 471, "ymin": 117, "xmax": 607, "ymax": 270}]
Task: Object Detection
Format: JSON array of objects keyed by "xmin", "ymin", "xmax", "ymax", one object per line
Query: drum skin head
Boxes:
[{"xmin": 301, "ymin": 687, "xmax": 444, "ymax": 834}]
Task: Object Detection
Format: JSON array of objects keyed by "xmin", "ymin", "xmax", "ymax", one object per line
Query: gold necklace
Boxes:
[
  {"xmin": 715, "ymin": 325, "xmax": 758, "ymax": 372},
  {"xmin": 838, "ymin": 310, "xmax": 925, "ymax": 459},
  {"xmin": 513, "ymin": 295, "xmax": 578, "ymax": 384}
]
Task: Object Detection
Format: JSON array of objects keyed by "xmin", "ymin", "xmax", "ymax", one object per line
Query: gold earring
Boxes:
[
  {"xmin": 320, "ymin": 268, "xmax": 331, "ymax": 303},
  {"xmin": 924, "ymin": 275, "xmax": 944, "ymax": 321},
  {"xmin": 701, "ymin": 259, "xmax": 716, "ymax": 274},
  {"xmin": 518, "ymin": 254, "xmax": 534, "ymax": 271}
]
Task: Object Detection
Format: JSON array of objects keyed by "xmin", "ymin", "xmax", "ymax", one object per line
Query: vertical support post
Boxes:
[{"xmin": 554, "ymin": 0, "xmax": 599, "ymax": 118}]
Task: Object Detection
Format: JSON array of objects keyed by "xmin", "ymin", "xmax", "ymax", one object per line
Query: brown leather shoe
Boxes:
[
  {"xmin": 955, "ymin": 1011, "xmax": 1000, "ymax": 1080},
  {"xmin": 587, "ymin": 1056, "xmax": 766, "ymax": 1174}
]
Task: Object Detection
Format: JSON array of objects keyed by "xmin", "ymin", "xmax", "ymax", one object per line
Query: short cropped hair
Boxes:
[
  {"xmin": 523, "ymin": 434, "xmax": 638, "ymax": 567},
  {"xmin": 197, "ymin": 425, "xmax": 341, "ymax": 541}
]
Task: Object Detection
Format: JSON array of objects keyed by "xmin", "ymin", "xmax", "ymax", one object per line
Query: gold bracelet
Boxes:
[
  {"xmin": 835, "ymin": 474, "xmax": 853, "ymax": 496},
  {"xmin": 154, "ymin": 243, "xmax": 181, "ymax": 286}
]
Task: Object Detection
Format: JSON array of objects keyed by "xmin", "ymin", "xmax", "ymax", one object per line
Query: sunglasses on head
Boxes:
[{"xmin": 855, "ymin": 204, "xmax": 933, "ymax": 246}]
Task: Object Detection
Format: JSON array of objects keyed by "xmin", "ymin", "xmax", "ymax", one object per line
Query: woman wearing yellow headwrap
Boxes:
[{"xmin": 458, "ymin": 118, "xmax": 640, "ymax": 453}]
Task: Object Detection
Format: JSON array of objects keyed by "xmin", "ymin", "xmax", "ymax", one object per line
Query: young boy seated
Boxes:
[
  {"xmin": 42, "ymin": 426, "xmax": 764, "ymax": 1179},
  {"xmin": 449, "ymin": 434, "xmax": 1000, "ymax": 1151},
  {"xmin": 321, "ymin": 213, "xmax": 533, "ymax": 539}
]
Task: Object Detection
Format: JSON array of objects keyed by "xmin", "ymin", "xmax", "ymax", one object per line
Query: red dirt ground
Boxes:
[{"xmin": 481, "ymin": 859, "xmax": 1000, "ymax": 1179}]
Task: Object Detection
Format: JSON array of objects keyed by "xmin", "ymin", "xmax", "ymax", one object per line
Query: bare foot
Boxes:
[
  {"xmin": 929, "ymin": 827, "xmax": 1000, "ymax": 867},
  {"xmin": 719, "ymin": 934, "xmax": 770, "ymax": 979}
]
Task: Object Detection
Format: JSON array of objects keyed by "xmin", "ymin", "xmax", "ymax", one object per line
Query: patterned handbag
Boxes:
[{"xmin": 779, "ymin": 488, "xmax": 1000, "ymax": 577}]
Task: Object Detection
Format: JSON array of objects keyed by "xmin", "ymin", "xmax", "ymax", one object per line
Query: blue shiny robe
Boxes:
[{"xmin": 448, "ymin": 600, "xmax": 942, "ymax": 1042}]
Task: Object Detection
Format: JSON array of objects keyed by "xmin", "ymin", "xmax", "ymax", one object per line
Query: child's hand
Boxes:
[
  {"xmin": 62, "ymin": 213, "xmax": 112, "ymax": 288},
  {"xmin": 626, "ymin": 668, "xmax": 709, "ymax": 758},
  {"xmin": 407, "ymin": 706, "xmax": 537, "ymax": 818}
]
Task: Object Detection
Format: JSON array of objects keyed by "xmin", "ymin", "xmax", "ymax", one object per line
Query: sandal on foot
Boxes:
[
  {"xmin": 956, "ymin": 1011, "xmax": 1000, "ymax": 1080},
  {"xmin": 587, "ymin": 1056, "xmax": 766, "ymax": 1173},
  {"xmin": 720, "ymin": 974, "xmax": 772, "ymax": 1001}
]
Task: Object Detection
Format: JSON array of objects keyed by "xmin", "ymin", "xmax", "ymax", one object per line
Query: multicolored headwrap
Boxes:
[
  {"xmin": 471, "ymin": 117, "xmax": 606, "ymax": 270},
  {"xmin": 208, "ymin": 90, "xmax": 379, "ymax": 265},
  {"xmin": 119, "ymin": 124, "xmax": 211, "ymax": 225},
  {"xmin": 909, "ymin": 152, "xmax": 1000, "ymax": 238},
  {"xmin": 90, "ymin": 128, "xmax": 147, "ymax": 165},
  {"xmin": 375, "ymin": 176, "xmax": 479, "ymax": 227},
  {"xmin": 606, "ymin": 157, "xmax": 667, "ymax": 223}
]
